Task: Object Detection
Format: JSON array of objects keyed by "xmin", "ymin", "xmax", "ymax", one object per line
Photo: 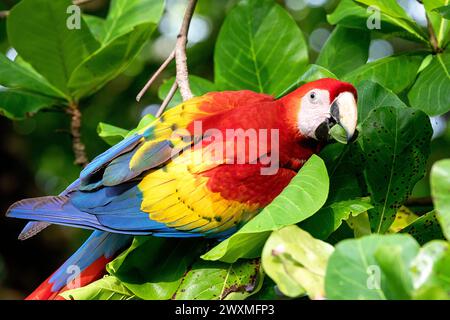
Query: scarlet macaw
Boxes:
[{"xmin": 6, "ymin": 78, "xmax": 358, "ymax": 299}]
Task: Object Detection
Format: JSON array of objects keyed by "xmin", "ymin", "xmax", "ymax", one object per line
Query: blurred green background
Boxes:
[{"xmin": 0, "ymin": 0, "xmax": 448, "ymax": 299}]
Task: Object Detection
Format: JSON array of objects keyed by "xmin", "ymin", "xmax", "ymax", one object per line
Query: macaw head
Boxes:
[{"xmin": 281, "ymin": 78, "xmax": 358, "ymax": 142}]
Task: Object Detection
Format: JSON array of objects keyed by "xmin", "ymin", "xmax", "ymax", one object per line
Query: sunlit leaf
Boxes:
[
  {"xmin": 431, "ymin": 159, "xmax": 450, "ymax": 240},
  {"xmin": 60, "ymin": 276, "xmax": 137, "ymax": 300},
  {"xmin": 262, "ymin": 226, "xmax": 334, "ymax": 299},
  {"xmin": 202, "ymin": 155, "xmax": 329, "ymax": 263}
]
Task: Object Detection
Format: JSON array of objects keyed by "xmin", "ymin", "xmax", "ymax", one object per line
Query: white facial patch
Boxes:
[{"xmin": 297, "ymin": 89, "xmax": 331, "ymax": 139}]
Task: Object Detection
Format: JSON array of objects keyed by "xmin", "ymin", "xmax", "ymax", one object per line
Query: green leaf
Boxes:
[
  {"xmin": 300, "ymin": 198, "xmax": 373, "ymax": 240},
  {"xmin": 158, "ymin": 76, "xmax": 216, "ymax": 108},
  {"xmin": 60, "ymin": 276, "xmax": 136, "ymax": 300},
  {"xmin": 262, "ymin": 225, "xmax": 334, "ymax": 299},
  {"xmin": 201, "ymin": 155, "xmax": 329, "ymax": 263},
  {"xmin": 68, "ymin": 0, "xmax": 165, "ymax": 98},
  {"xmin": 327, "ymin": 0, "xmax": 428, "ymax": 43},
  {"xmin": 107, "ymin": 237, "xmax": 205, "ymax": 300},
  {"xmin": 7, "ymin": 0, "xmax": 98, "ymax": 95},
  {"xmin": 214, "ymin": 0, "xmax": 308, "ymax": 96},
  {"xmin": 97, "ymin": 114, "xmax": 156, "ymax": 145},
  {"xmin": 173, "ymin": 259, "xmax": 261, "ymax": 300},
  {"xmin": 316, "ymin": 26, "xmax": 370, "ymax": 78},
  {"xmin": 343, "ymin": 54, "xmax": 424, "ymax": 94},
  {"xmin": 408, "ymin": 53, "xmax": 450, "ymax": 116},
  {"xmin": 410, "ymin": 241, "xmax": 450, "ymax": 299},
  {"xmin": 325, "ymin": 234, "xmax": 420, "ymax": 300},
  {"xmin": 354, "ymin": 80, "xmax": 407, "ymax": 122},
  {"xmin": 400, "ymin": 211, "xmax": 445, "ymax": 245},
  {"xmin": 355, "ymin": 0, "xmax": 414, "ymax": 21},
  {"xmin": 434, "ymin": 5, "xmax": 450, "ymax": 19},
  {"xmin": 276, "ymin": 64, "xmax": 337, "ymax": 99},
  {"xmin": 126, "ymin": 114, "xmax": 156, "ymax": 137},
  {"xmin": 431, "ymin": 159, "xmax": 450, "ymax": 240},
  {"xmin": 320, "ymin": 143, "xmax": 366, "ymax": 204},
  {"xmin": 361, "ymin": 107, "xmax": 432, "ymax": 233},
  {"xmin": 0, "ymin": 54, "xmax": 65, "ymax": 98},
  {"xmin": 97, "ymin": 122, "xmax": 129, "ymax": 146},
  {"xmin": 0, "ymin": 89, "xmax": 56, "ymax": 120}
]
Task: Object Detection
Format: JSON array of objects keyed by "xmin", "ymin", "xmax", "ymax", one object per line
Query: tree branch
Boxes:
[
  {"xmin": 137, "ymin": 0, "xmax": 197, "ymax": 109},
  {"xmin": 156, "ymin": 81, "xmax": 178, "ymax": 117},
  {"xmin": 175, "ymin": 0, "xmax": 197, "ymax": 101},
  {"xmin": 66, "ymin": 102, "xmax": 89, "ymax": 167},
  {"xmin": 73, "ymin": 0, "xmax": 96, "ymax": 5},
  {"xmin": 0, "ymin": 10, "xmax": 9, "ymax": 18},
  {"xmin": 406, "ymin": 196, "xmax": 433, "ymax": 207}
]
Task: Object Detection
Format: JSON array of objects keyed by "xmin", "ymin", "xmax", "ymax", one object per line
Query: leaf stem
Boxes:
[
  {"xmin": 0, "ymin": 10, "xmax": 9, "ymax": 18},
  {"xmin": 426, "ymin": 12, "xmax": 443, "ymax": 53},
  {"xmin": 137, "ymin": 0, "xmax": 198, "ymax": 108},
  {"xmin": 66, "ymin": 102, "xmax": 89, "ymax": 167}
]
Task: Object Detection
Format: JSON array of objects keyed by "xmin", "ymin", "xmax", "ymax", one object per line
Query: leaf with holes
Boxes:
[
  {"xmin": 400, "ymin": 211, "xmax": 445, "ymax": 245},
  {"xmin": 173, "ymin": 259, "xmax": 261, "ymax": 300},
  {"xmin": 361, "ymin": 107, "xmax": 432, "ymax": 233},
  {"xmin": 215, "ymin": 0, "xmax": 308, "ymax": 96}
]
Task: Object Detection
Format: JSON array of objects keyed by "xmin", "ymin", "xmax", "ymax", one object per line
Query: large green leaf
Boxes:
[
  {"xmin": 327, "ymin": 0, "xmax": 428, "ymax": 43},
  {"xmin": 361, "ymin": 107, "xmax": 432, "ymax": 233},
  {"xmin": 325, "ymin": 234, "xmax": 420, "ymax": 300},
  {"xmin": 201, "ymin": 155, "xmax": 328, "ymax": 263},
  {"xmin": 275, "ymin": 64, "xmax": 337, "ymax": 99},
  {"xmin": 343, "ymin": 54, "xmax": 424, "ymax": 94},
  {"xmin": 300, "ymin": 198, "xmax": 373, "ymax": 240},
  {"xmin": 262, "ymin": 226, "xmax": 334, "ymax": 299},
  {"xmin": 173, "ymin": 259, "xmax": 262, "ymax": 300},
  {"xmin": 158, "ymin": 75, "xmax": 216, "ymax": 108},
  {"xmin": 0, "ymin": 89, "xmax": 56, "ymax": 120},
  {"xmin": 320, "ymin": 143, "xmax": 366, "ymax": 204},
  {"xmin": 410, "ymin": 241, "xmax": 450, "ymax": 299},
  {"xmin": 214, "ymin": 0, "xmax": 308, "ymax": 96},
  {"xmin": 354, "ymin": 80, "xmax": 407, "ymax": 122},
  {"xmin": 7, "ymin": 0, "xmax": 98, "ymax": 95},
  {"xmin": 68, "ymin": 0, "xmax": 164, "ymax": 98},
  {"xmin": 107, "ymin": 237, "xmax": 205, "ymax": 300},
  {"xmin": 0, "ymin": 54, "xmax": 65, "ymax": 98},
  {"xmin": 316, "ymin": 26, "xmax": 370, "ymax": 78},
  {"xmin": 431, "ymin": 159, "xmax": 450, "ymax": 240},
  {"xmin": 60, "ymin": 276, "xmax": 137, "ymax": 300},
  {"xmin": 408, "ymin": 53, "xmax": 450, "ymax": 116}
]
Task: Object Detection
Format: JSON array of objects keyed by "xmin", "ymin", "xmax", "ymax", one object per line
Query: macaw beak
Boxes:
[{"xmin": 329, "ymin": 91, "xmax": 358, "ymax": 142}]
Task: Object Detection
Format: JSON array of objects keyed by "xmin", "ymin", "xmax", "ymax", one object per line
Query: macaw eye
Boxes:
[{"xmin": 309, "ymin": 91, "xmax": 318, "ymax": 103}]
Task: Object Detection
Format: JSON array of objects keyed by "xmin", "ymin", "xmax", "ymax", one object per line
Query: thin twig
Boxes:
[
  {"xmin": 137, "ymin": 0, "xmax": 197, "ymax": 110},
  {"xmin": 66, "ymin": 102, "xmax": 89, "ymax": 167},
  {"xmin": 175, "ymin": 0, "xmax": 197, "ymax": 101},
  {"xmin": 0, "ymin": 10, "xmax": 9, "ymax": 18},
  {"xmin": 156, "ymin": 81, "xmax": 178, "ymax": 117},
  {"xmin": 136, "ymin": 50, "xmax": 175, "ymax": 102}
]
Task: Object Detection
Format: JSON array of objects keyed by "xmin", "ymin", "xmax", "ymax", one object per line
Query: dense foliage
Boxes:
[{"xmin": 1, "ymin": 0, "xmax": 449, "ymax": 300}]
